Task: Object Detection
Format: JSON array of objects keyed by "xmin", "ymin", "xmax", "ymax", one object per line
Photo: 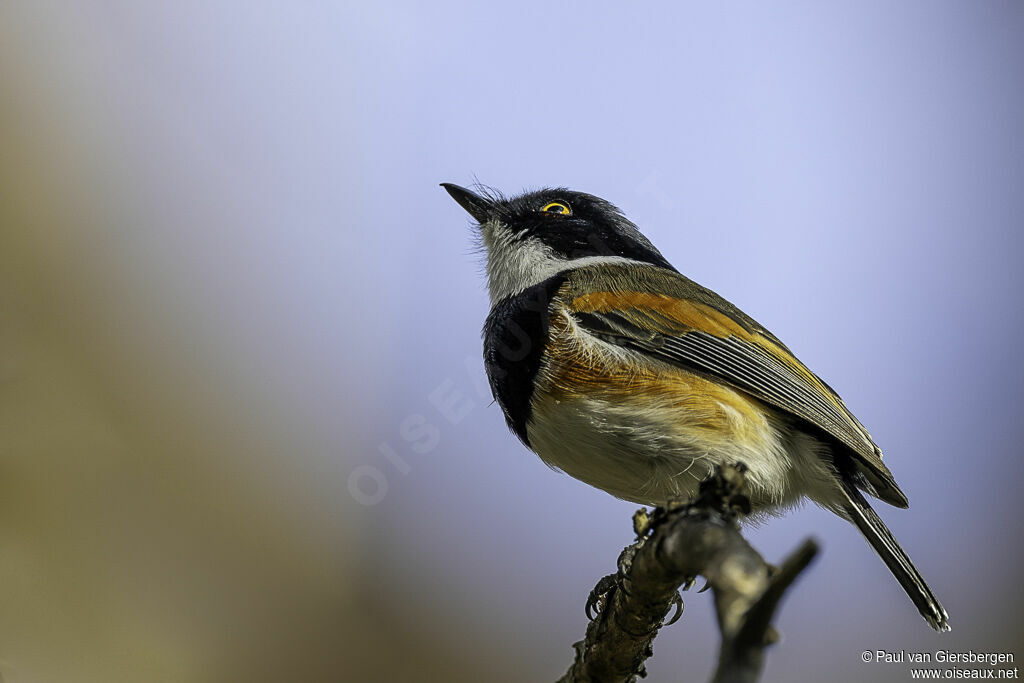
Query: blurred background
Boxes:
[{"xmin": 1, "ymin": 2, "xmax": 1021, "ymax": 682}]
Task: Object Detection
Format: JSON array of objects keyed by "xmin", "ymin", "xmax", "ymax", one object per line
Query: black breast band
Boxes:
[{"xmin": 482, "ymin": 273, "xmax": 568, "ymax": 445}]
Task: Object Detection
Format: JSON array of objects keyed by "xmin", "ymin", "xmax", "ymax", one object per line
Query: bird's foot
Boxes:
[
  {"xmin": 586, "ymin": 536, "xmax": 647, "ymax": 620},
  {"xmin": 585, "ymin": 572, "xmax": 618, "ymax": 621}
]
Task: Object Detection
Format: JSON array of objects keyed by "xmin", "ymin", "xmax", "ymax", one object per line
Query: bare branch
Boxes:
[{"xmin": 558, "ymin": 465, "xmax": 819, "ymax": 683}]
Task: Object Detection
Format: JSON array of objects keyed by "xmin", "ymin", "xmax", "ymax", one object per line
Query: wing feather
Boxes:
[{"xmin": 562, "ymin": 264, "xmax": 908, "ymax": 508}]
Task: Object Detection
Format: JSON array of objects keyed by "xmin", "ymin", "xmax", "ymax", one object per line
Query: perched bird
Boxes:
[{"xmin": 442, "ymin": 182, "xmax": 949, "ymax": 632}]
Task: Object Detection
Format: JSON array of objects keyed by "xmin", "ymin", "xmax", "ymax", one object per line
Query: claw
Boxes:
[
  {"xmin": 680, "ymin": 576, "xmax": 697, "ymax": 592},
  {"xmin": 664, "ymin": 590, "xmax": 685, "ymax": 626},
  {"xmin": 697, "ymin": 579, "xmax": 712, "ymax": 593},
  {"xmin": 585, "ymin": 597, "xmax": 599, "ymax": 621}
]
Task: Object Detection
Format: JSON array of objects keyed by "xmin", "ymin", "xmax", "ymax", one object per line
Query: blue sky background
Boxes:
[{"xmin": 1, "ymin": 2, "xmax": 1022, "ymax": 682}]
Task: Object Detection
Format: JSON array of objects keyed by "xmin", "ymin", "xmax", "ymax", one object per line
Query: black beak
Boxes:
[{"xmin": 441, "ymin": 183, "xmax": 494, "ymax": 223}]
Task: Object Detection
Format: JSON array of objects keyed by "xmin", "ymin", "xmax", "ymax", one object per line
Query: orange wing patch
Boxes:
[
  {"xmin": 572, "ymin": 291, "xmax": 739, "ymax": 337},
  {"xmin": 571, "ymin": 290, "xmax": 850, "ymax": 418},
  {"xmin": 539, "ymin": 311, "xmax": 772, "ymax": 447}
]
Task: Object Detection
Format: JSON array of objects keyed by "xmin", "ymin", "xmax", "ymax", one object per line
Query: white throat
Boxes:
[{"xmin": 481, "ymin": 219, "xmax": 643, "ymax": 303}]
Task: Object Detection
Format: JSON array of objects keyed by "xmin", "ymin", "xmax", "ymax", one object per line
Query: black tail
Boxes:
[{"xmin": 841, "ymin": 481, "xmax": 950, "ymax": 631}]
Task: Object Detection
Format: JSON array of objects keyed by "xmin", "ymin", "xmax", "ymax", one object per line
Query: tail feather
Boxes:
[{"xmin": 840, "ymin": 481, "xmax": 950, "ymax": 632}]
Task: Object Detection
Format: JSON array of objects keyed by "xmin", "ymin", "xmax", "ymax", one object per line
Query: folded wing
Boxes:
[{"xmin": 561, "ymin": 264, "xmax": 908, "ymax": 508}]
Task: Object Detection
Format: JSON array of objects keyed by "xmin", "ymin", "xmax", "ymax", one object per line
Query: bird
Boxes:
[{"xmin": 441, "ymin": 182, "xmax": 949, "ymax": 632}]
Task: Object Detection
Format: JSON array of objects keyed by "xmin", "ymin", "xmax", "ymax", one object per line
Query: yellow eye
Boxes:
[{"xmin": 540, "ymin": 201, "xmax": 571, "ymax": 215}]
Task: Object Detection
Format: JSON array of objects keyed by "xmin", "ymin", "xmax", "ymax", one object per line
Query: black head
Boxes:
[
  {"xmin": 442, "ymin": 183, "xmax": 675, "ymax": 301},
  {"xmin": 442, "ymin": 183, "xmax": 674, "ymax": 268}
]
